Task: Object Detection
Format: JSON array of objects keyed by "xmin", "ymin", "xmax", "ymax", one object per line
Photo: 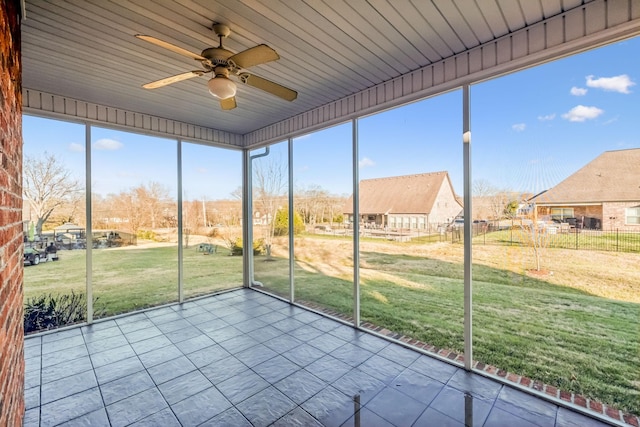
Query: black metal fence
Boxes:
[{"xmin": 468, "ymin": 226, "xmax": 640, "ymax": 253}]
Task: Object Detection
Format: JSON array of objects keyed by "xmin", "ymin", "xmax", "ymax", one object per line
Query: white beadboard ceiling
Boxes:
[{"xmin": 20, "ymin": 0, "xmax": 638, "ymax": 145}]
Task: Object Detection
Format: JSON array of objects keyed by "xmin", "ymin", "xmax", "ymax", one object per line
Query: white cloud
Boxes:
[
  {"xmin": 537, "ymin": 114, "xmax": 556, "ymax": 121},
  {"xmin": 512, "ymin": 123, "xmax": 526, "ymax": 132},
  {"xmin": 68, "ymin": 143, "xmax": 84, "ymax": 152},
  {"xmin": 93, "ymin": 138, "xmax": 123, "ymax": 150},
  {"xmin": 586, "ymin": 74, "xmax": 635, "ymax": 94},
  {"xmin": 561, "ymin": 105, "xmax": 604, "ymax": 122},
  {"xmin": 570, "ymin": 87, "xmax": 587, "ymax": 96},
  {"xmin": 359, "ymin": 157, "xmax": 375, "ymax": 168}
]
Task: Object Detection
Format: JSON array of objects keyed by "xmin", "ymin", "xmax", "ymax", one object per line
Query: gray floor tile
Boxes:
[
  {"xmin": 100, "ymin": 370, "xmax": 156, "ymax": 405},
  {"xmin": 234, "ymin": 317, "xmax": 268, "ymax": 333},
  {"xmin": 358, "ymin": 354, "xmax": 405, "ymax": 383},
  {"xmin": 41, "ymin": 370, "xmax": 97, "ymax": 405},
  {"xmin": 446, "ymin": 369, "xmax": 503, "ymax": 400},
  {"xmin": 81, "ymin": 325, "xmax": 123, "ymax": 343},
  {"xmin": 246, "ymin": 324, "xmax": 285, "ymax": 343},
  {"xmin": 85, "ymin": 334, "xmax": 129, "ymax": 354},
  {"xmin": 274, "ymin": 369, "xmax": 327, "ymax": 404},
  {"xmin": 495, "ymin": 386, "xmax": 558, "ymax": 427},
  {"xmin": 236, "ymin": 386, "xmax": 297, "ymax": 426},
  {"xmin": 90, "ymin": 344, "xmax": 136, "ymax": 368},
  {"xmin": 94, "ymin": 355, "xmax": 145, "ymax": 384},
  {"xmin": 413, "ymin": 407, "xmax": 465, "ymax": 427},
  {"xmin": 137, "ymin": 344, "xmax": 182, "ymax": 368},
  {"xmin": 217, "ymin": 369, "xmax": 270, "ymax": 404},
  {"xmin": 185, "ymin": 344, "xmax": 230, "ymax": 368},
  {"xmin": 301, "ymin": 385, "xmax": 356, "ymax": 427},
  {"xmin": 106, "ymin": 387, "xmax": 169, "ymax": 427},
  {"xmin": 253, "ymin": 355, "xmax": 301, "ymax": 383},
  {"xmin": 41, "ymin": 334, "xmax": 84, "ymax": 354},
  {"xmin": 288, "ymin": 324, "xmax": 325, "ymax": 342},
  {"xmin": 365, "ymin": 386, "xmax": 427, "ymax": 426},
  {"xmin": 217, "ymin": 334, "xmax": 259, "ymax": 353},
  {"xmin": 171, "ymin": 386, "xmax": 232, "ymax": 426},
  {"xmin": 409, "ymin": 354, "xmax": 460, "ymax": 383},
  {"xmin": 199, "ymin": 407, "xmax": 252, "ymax": 427},
  {"xmin": 391, "ymin": 368, "xmax": 444, "ymax": 405},
  {"xmin": 156, "ymin": 318, "xmax": 193, "ymax": 333},
  {"xmin": 124, "ymin": 325, "xmax": 163, "ymax": 343},
  {"xmin": 305, "ymin": 354, "xmax": 354, "ymax": 383},
  {"xmin": 129, "ymin": 408, "xmax": 181, "ymax": 427},
  {"xmin": 429, "ymin": 386, "xmax": 493, "ymax": 426},
  {"xmin": 117, "ymin": 317, "xmax": 154, "ymax": 333},
  {"xmin": 57, "ymin": 407, "xmax": 110, "ymax": 426},
  {"xmin": 25, "ymin": 354, "xmax": 41, "ymax": 374},
  {"xmin": 235, "ymin": 343, "xmax": 279, "ymax": 367},
  {"xmin": 484, "ymin": 407, "xmax": 541, "ymax": 427},
  {"xmin": 273, "ymin": 407, "xmax": 324, "ymax": 427},
  {"xmin": 164, "ymin": 325, "xmax": 202, "ymax": 343},
  {"xmin": 272, "ymin": 317, "xmax": 307, "ymax": 332},
  {"xmin": 377, "ymin": 343, "xmax": 420, "ymax": 367},
  {"xmin": 330, "ymin": 342, "xmax": 374, "ymax": 367},
  {"xmin": 25, "ymin": 386, "xmax": 40, "ymax": 410},
  {"xmin": 41, "ymin": 355, "xmax": 93, "ymax": 384},
  {"xmin": 174, "ymin": 334, "xmax": 215, "ymax": 354},
  {"xmin": 131, "ymin": 334, "xmax": 173, "ymax": 354},
  {"xmin": 24, "ymin": 368, "xmax": 41, "ymax": 389},
  {"xmin": 23, "ymin": 407, "xmax": 40, "ymax": 427},
  {"xmin": 308, "ymin": 333, "xmax": 348, "ymax": 353},
  {"xmin": 331, "ymin": 368, "xmax": 385, "ymax": 404},
  {"xmin": 282, "ymin": 342, "xmax": 327, "ymax": 366},
  {"xmin": 40, "ymin": 387, "xmax": 103, "ymax": 427},
  {"xmin": 340, "ymin": 407, "xmax": 395, "ymax": 427},
  {"xmin": 555, "ymin": 407, "xmax": 611, "ymax": 427},
  {"xmin": 309, "ymin": 317, "xmax": 341, "ymax": 332},
  {"xmin": 200, "ymin": 355, "xmax": 249, "ymax": 383},
  {"xmin": 158, "ymin": 370, "xmax": 212, "ymax": 404},
  {"xmin": 24, "ymin": 344, "xmax": 42, "ymax": 360},
  {"xmin": 351, "ymin": 332, "xmax": 390, "ymax": 353},
  {"xmin": 41, "ymin": 328, "xmax": 82, "ymax": 343},
  {"xmin": 42, "ymin": 344, "xmax": 88, "ymax": 368},
  {"xmin": 147, "ymin": 355, "xmax": 196, "ymax": 385},
  {"xmin": 263, "ymin": 334, "xmax": 305, "ymax": 353}
]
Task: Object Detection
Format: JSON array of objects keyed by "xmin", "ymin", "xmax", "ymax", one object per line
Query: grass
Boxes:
[
  {"xmin": 24, "ymin": 244, "xmax": 243, "ymax": 317},
  {"xmin": 24, "ymin": 236, "xmax": 640, "ymax": 415},
  {"xmin": 255, "ymin": 235, "xmax": 640, "ymax": 415}
]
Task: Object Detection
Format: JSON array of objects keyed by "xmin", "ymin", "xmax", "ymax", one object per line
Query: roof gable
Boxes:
[
  {"xmin": 344, "ymin": 172, "xmax": 460, "ymax": 214},
  {"xmin": 532, "ymin": 149, "xmax": 640, "ymax": 204}
]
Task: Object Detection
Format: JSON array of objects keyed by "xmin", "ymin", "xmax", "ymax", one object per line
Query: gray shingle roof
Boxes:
[{"xmin": 531, "ymin": 148, "xmax": 640, "ymax": 204}]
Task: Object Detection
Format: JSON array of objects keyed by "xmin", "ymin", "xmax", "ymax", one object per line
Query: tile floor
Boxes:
[{"xmin": 23, "ymin": 288, "xmax": 612, "ymax": 427}]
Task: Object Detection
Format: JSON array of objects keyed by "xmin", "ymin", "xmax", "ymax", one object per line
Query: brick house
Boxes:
[
  {"xmin": 530, "ymin": 149, "xmax": 640, "ymax": 230},
  {"xmin": 344, "ymin": 172, "xmax": 463, "ymax": 230}
]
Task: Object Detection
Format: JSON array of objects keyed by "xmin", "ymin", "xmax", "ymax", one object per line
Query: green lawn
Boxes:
[
  {"xmin": 24, "ymin": 240, "xmax": 640, "ymax": 415},
  {"xmin": 24, "ymin": 245, "xmax": 243, "ymax": 317}
]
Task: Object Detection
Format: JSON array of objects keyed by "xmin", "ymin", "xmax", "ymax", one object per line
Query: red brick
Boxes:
[
  {"xmin": 520, "ymin": 377, "xmax": 532, "ymax": 387},
  {"xmin": 497, "ymin": 369, "xmax": 507, "ymax": 378},
  {"xmin": 544, "ymin": 385, "xmax": 558, "ymax": 397},
  {"xmin": 589, "ymin": 400, "xmax": 603, "ymax": 413},
  {"xmin": 623, "ymin": 414, "xmax": 639, "ymax": 427},
  {"xmin": 605, "ymin": 406, "xmax": 621, "ymax": 420},
  {"xmin": 559, "ymin": 390, "xmax": 572, "ymax": 402},
  {"xmin": 574, "ymin": 395, "xmax": 587, "ymax": 408},
  {"xmin": 507, "ymin": 373, "xmax": 519, "ymax": 383}
]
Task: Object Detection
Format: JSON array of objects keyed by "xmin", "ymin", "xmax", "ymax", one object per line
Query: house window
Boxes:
[
  {"xmin": 626, "ymin": 207, "xmax": 640, "ymax": 225},
  {"xmin": 551, "ymin": 208, "xmax": 574, "ymax": 220}
]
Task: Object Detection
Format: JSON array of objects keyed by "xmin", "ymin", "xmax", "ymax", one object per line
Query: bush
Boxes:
[
  {"xmin": 24, "ymin": 291, "xmax": 93, "ymax": 333},
  {"xmin": 273, "ymin": 208, "xmax": 305, "ymax": 236},
  {"xmin": 136, "ymin": 229, "xmax": 157, "ymax": 241},
  {"xmin": 227, "ymin": 237, "xmax": 265, "ymax": 256}
]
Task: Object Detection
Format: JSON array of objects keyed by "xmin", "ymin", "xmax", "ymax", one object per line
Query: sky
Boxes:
[{"xmin": 23, "ymin": 36, "xmax": 639, "ymax": 200}]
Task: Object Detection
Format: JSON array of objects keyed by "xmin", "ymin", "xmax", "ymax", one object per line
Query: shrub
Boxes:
[
  {"xmin": 273, "ymin": 208, "xmax": 305, "ymax": 236},
  {"xmin": 136, "ymin": 229, "xmax": 157, "ymax": 241},
  {"xmin": 227, "ymin": 237, "xmax": 265, "ymax": 256},
  {"xmin": 24, "ymin": 291, "xmax": 94, "ymax": 333}
]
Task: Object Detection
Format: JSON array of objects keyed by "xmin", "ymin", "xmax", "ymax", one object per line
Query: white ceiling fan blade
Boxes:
[
  {"xmin": 229, "ymin": 45, "xmax": 279, "ymax": 69},
  {"xmin": 220, "ymin": 97, "xmax": 237, "ymax": 110},
  {"xmin": 142, "ymin": 71, "xmax": 204, "ymax": 89},
  {"xmin": 240, "ymin": 73, "xmax": 297, "ymax": 101},
  {"xmin": 135, "ymin": 35, "xmax": 205, "ymax": 61}
]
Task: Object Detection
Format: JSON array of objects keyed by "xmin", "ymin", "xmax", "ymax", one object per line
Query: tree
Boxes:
[
  {"xmin": 273, "ymin": 208, "xmax": 304, "ymax": 236},
  {"xmin": 23, "ymin": 152, "xmax": 82, "ymax": 236},
  {"xmin": 253, "ymin": 156, "xmax": 287, "ymax": 258},
  {"xmin": 517, "ymin": 214, "xmax": 552, "ymax": 272}
]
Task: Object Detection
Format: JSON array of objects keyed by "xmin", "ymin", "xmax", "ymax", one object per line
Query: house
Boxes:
[
  {"xmin": 530, "ymin": 149, "xmax": 640, "ymax": 230},
  {"xmin": 343, "ymin": 172, "xmax": 463, "ymax": 230}
]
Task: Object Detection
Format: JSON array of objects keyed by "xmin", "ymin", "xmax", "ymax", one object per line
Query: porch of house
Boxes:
[{"xmin": 24, "ymin": 288, "xmax": 609, "ymax": 427}]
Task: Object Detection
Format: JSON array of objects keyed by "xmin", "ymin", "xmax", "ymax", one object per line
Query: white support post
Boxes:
[
  {"xmin": 352, "ymin": 118, "xmax": 360, "ymax": 327},
  {"xmin": 177, "ymin": 140, "xmax": 184, "ymax": 302},
  {"xmin": 288, "ymin": 138, "xmax": 295, "ymax": 303},
  {"xmin": 85, "ymin": 123, "xmax": 93, "ymax": 324},
  {"xmin": 463, "ymin": 84, "xmax": 473, "ymax": 370}
]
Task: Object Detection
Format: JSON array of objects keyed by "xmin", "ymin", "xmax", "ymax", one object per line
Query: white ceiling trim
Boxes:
[
  {"xmin": 245, "ymin": 0, "xmax": 640, "ymax": 148},
  {"xmin": 22, "ymin": 89, "xmax": 243, "ymax": 148}
]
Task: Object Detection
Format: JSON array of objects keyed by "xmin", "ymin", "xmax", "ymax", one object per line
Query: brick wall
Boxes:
[
  {"xmin": 603, "ymin": 202, "xmax": 640, "ymax": 230},
  {"xmin": 0, "ymin": 1, "xmax": 24, "ymax": 426}
]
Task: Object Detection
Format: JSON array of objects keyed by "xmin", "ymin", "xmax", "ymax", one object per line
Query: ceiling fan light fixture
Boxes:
[{"xmin": 208, "ymin": 76, "xmax": 236, "ymax": 99}]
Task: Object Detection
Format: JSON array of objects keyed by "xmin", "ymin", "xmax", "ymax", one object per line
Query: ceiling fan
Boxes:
[{"xmin": 135, "ymin": 23, "xmax": 297, "ymax": 110}]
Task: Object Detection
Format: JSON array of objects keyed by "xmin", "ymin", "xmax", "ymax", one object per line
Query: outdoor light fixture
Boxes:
[{"xmin": 207, "ymin": 67, "xmax": 237, "ymax": 99}]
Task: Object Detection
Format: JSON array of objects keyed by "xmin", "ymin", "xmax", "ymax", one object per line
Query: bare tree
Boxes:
[
  {"xmin": 253, "ymin": 156, "xmax": 287, "ymax": 258},
  {"xmin": 517, "ymin": 213, "xmax": 552, "ymax": 272},
  {"xmin": 23, "ymin": 152, "xmax": 82, "ymax": 235}
]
